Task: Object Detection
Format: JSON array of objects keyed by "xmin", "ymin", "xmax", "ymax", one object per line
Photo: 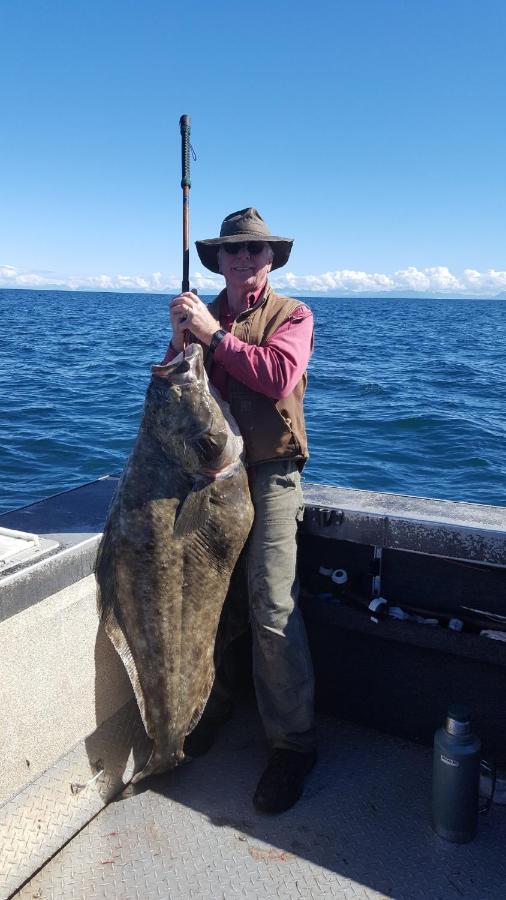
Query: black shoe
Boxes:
[
  {"xmin": 253, "ymin": 748, "xmax": 317, "ymax": 814},
  {"xmin": 183, "ymin": 702, "xmax": 234, "ymax": 758},
  {"xmin": 183, "ymin": 719, "xmax": 217, "ymax": 758}
]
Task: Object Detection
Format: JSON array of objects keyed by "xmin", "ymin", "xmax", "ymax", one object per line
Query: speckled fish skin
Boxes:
[{"xmin": 95, "ymin": 343, "xmax": 254, "ymax": 781}]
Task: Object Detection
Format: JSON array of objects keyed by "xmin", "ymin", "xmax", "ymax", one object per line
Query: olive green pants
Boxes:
[
  {"xmin": 247, "ymin": 459, "xmax": 316, "ymax": 753},
  {"xmin": 201, "ymin": 460, "xmax": 316, "ymax": 754}
]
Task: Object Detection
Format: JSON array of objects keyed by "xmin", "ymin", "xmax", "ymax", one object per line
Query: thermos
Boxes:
[{"xmin": 432, "ymin": 704, "xmax": 481, "ymax": 843}]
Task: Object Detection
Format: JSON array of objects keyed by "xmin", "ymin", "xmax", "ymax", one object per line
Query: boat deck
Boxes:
[{"xmin": 13, "ymin": 703, "xmax": 506, "ymax": 900}]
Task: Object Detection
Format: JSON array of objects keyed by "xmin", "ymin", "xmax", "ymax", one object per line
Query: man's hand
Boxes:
[{"xmin": 169, "ymin": 292, "xmax": 221, "ymax": 352}]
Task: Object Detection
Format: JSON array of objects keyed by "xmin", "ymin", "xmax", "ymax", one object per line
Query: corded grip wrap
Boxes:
[{"xmin": 180, "ymin": 114, "xmax": 191, "ymax": 188}]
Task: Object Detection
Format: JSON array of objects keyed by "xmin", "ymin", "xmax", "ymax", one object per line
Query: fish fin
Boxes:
[
  {"xmin": 173, "ymin": 489, "xmax": 208, "ymax": 537},
  {"xmin": 185, "ymin": 665, "xmax": 216, "ymax": 736},
  {"xmin": 95, "ymin": 523, "xmax": 116, "ymax": 618},
  {"xmin": 95, "ymin": 525, "xmax": 152, "ymax": 742}
]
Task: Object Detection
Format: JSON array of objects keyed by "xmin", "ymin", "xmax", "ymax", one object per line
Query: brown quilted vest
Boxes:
[{"xmin": 204, "ymin": 285, "xmax": 312, "ymax": 469}]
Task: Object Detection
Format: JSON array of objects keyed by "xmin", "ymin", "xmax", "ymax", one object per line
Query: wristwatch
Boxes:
[{"xmin": 209, "ymin": 329, "xmax": 227, "ymax": 353}]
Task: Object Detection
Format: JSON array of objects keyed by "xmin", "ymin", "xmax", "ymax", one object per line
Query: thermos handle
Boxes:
[{"xmin": 479, "ymin": 759, "xmax": 496, "ymax": 814}]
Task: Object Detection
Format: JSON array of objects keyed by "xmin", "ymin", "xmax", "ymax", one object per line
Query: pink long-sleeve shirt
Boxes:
[{"xmin": 162, "ymin": 288, "xmax": 313, "ymax": 403}]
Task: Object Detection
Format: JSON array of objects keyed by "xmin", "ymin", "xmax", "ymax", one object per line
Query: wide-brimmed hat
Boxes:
[{"xmin": 195, "ymin": 207, "xmax": 293, "ymax": 274}]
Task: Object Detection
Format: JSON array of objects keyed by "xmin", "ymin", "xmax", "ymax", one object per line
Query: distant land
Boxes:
[{"xmin": 298, "ymin": 289, "xmax": 506, "ymax": 300}]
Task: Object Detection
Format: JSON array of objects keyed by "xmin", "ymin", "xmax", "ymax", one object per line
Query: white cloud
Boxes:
[
  {"xmin": 272, "ymin": 266, "xmax": 506, "ymax": 296},
  {"xmin": 390, "ymin": 266, "xmax": 461, "ymax": 293},
  {"xmin": 462, "ymin": 268, "xmax": 506, "ymax": 293},
  {"xmin": 392, "ymin": 267, "xmax": 431, "ymax": 292},
  {"xmin": 1, "ymin": 264, "xmax": 505, "ymax": 297},
  {"xmin": 276, "ymin": 269, "xmax": 394, "ymax": 293},
  {"xmin": 190, "ymin": 271, "xmax": 224, "ymax": 292},
  {"xmin": 0, "ymin": 265, "xmax": 225, "ymax": 294}
]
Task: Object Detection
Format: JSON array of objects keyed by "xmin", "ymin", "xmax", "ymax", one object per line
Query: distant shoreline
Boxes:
[{"xmin": 1, "ymin": 287, "xmax": 505, "ymax": 302}]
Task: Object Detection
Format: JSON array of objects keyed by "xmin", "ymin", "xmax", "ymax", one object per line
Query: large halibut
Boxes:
[{"xmin": 95, "ymin": 343, "xmax": 254, "ymax": 781}]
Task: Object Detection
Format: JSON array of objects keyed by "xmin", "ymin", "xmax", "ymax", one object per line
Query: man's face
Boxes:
[{"xmin": 218, "ymin": 242, "xmax": 273, "ymax": 294}]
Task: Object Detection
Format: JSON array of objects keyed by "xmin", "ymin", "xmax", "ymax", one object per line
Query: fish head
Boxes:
[{"xmin": 148, "ymin": 344, "xmax": 242, "ymax": 477}]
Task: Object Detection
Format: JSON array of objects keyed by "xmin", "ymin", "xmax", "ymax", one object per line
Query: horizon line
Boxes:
[{"xmin": 1, "ymin": 285, "xmax": 505, "ymax": 302}]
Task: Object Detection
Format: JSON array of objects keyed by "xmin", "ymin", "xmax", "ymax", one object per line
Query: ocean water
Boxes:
[{"xmin": 0, "ymin": 289, "xmax": 505, "ymax": 514}]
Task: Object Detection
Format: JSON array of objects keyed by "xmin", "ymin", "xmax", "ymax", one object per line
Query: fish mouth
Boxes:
[{"xmin": 151, "ymin": 344, "xmax": 204, "ymax": 384}]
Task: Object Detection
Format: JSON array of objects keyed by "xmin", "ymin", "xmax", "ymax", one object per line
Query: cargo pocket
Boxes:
[{"xmin": 274, "ymin": 460, "xmax": 299, "ymax": 490}]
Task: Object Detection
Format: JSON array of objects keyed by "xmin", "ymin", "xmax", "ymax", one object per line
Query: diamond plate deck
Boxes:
[
  {"xmin": 0, "ymin": 701, "xmax": 149, "ymax": 899},
  {"xmin": 11, "ymin": 704, "xmax": 506, "ymax": 900}
]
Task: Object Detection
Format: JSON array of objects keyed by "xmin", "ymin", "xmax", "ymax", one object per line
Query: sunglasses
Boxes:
[{"xmin": 222, "ymin": 242, "xmax": 268, "ymax": 256}]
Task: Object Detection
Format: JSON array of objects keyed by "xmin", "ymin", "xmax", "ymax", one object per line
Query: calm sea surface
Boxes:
[{"xmin": 0, "ymin": 289, "xmax": 505, "ymax": 514}]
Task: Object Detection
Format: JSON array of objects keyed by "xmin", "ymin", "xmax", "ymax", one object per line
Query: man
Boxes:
[{"xmin": 164, "ymin": 208, "xmax": 316, "ymax": 813}]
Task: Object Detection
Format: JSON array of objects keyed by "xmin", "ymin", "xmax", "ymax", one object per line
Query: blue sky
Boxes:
[{"xmin": 1, "ymin": 0, "xmax": 505, "ymax": 296}]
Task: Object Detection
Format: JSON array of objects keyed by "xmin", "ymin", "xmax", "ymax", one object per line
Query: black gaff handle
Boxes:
[
  {"xmin": 180, "ymin": 114, "xmax": 191, "ymax": 293},
  {"xmin": 180, "ymin": 114, "xmax": 191, "ymax": 190}
]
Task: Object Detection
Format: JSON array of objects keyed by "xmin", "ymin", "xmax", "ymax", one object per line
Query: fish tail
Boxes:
[{"xmin": 132, "ymin": 744, "xmax": 184, "ymax": 783}]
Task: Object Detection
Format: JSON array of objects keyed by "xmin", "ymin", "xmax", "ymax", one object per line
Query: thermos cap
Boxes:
[
  {"xmin": 447, "ymin": 704, "xmax": 470, "ymax": 723},
  {"xmin": 446, "ymin": 703, "xmax": 471, "ymax": 736}
]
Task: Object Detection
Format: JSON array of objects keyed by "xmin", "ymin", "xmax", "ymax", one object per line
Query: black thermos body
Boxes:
[{"xmin": 432, "ymin": 704, "xmax": 481, "ymax": 843}]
